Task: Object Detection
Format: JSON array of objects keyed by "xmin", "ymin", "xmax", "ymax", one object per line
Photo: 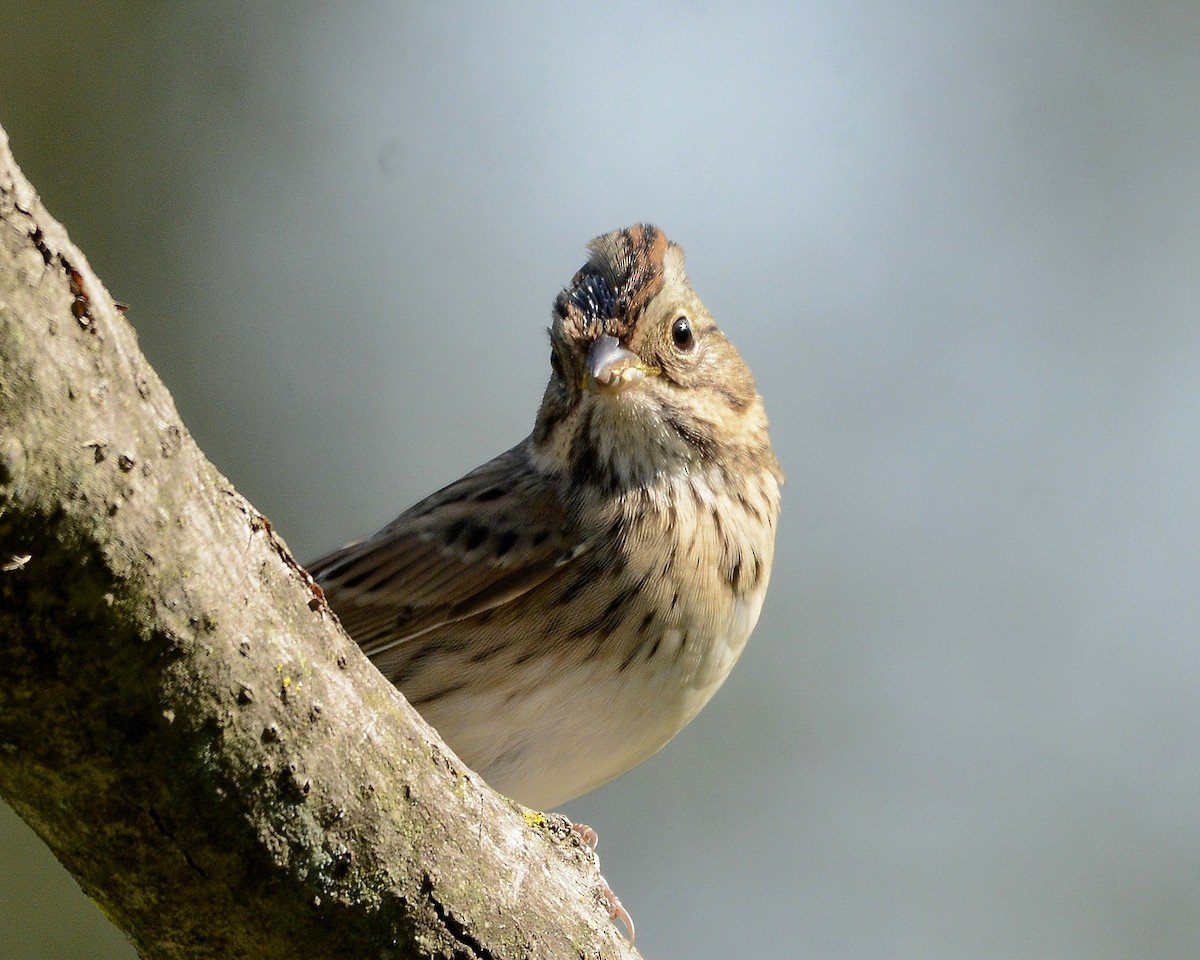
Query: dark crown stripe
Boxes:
[
  {"xmin": 558, "ymin": 224, "xmax": 671, "ymax": 338},
  {"xmin": 616, "ymin": 224, "xmax": 668, "ymax": 322}
]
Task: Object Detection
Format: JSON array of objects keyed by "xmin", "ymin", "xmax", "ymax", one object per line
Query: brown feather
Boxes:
[{"xmin": 308, "ymin": 442, "xmax": 589, "ymax": 657}]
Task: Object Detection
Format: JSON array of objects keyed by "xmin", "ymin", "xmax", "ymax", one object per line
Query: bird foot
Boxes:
[
  {"xmin": 570, "ymin": 821, "xmax": 600, "ymax": 850},
  {"xmin": 570, "ymin": 822, "xmax": 635, "ymax": 942}
]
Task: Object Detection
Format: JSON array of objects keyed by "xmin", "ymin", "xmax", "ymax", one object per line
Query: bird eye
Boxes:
[{"xmin": 671, "ymin": 315, "xmax": 695, "ymax": 351}]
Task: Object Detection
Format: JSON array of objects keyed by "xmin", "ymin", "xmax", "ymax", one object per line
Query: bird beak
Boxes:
[{"xmin": 585, "ymin": 335, "xmax": 656, "ymax": 394}]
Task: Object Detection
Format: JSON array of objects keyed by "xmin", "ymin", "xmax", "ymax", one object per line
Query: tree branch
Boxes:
[{"xmin": 0, "ymin": 121, "xmax": 637, "ymax": 960}]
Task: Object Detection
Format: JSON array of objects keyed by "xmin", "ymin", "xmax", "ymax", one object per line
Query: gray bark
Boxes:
[{"xmin": 0, "ymin": 121, "xmax": 637, "ymax": 960}]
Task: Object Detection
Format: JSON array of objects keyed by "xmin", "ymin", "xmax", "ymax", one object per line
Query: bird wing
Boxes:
[{"xmin": 307, "ymin": 442, "xmax": 585, "ymax": 658}]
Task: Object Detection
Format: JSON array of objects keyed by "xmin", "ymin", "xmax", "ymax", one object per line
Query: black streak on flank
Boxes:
[
  {"xmin": 573, "ymin": 583, "xmax": 640, "ymax": 642},
  {"xmin": 727, "ymin": 555, "xmax": 742, "ymax": 591},
  {"xmin": 618, "ymin": 641, "xmax": 641, "ymax": 673},
  {"xmin": 748, "ymin": 551, "xmax": 763, "ymax": 590},
  {"xmin": 736, "ymin": 490, "xmax": 764, "ymax": 524},
  {"xmin": 711, "ymin": 506, "xmax": 725, "ymax": 543},
  {"xmin": 554, "ymin": 570, "xmax": 591, "ymax": 609}
]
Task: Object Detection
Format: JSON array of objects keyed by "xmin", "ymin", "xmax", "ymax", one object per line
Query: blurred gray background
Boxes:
[{"xmin": 3, "ymin": 3, "xmax": 1200, "ymax": 958}]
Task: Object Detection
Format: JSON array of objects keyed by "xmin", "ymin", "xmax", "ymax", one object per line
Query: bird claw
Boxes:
[
  {"xmin": 570, "ymin": 821, "xmax": 600, "ymax": 851},
  {"xmin": 600, "ymin": 874, "xmax": 635, "ymax": 943},
  {"xmin": 570, "ymin": 821, "xmax": 635, "ymax": 942}
]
